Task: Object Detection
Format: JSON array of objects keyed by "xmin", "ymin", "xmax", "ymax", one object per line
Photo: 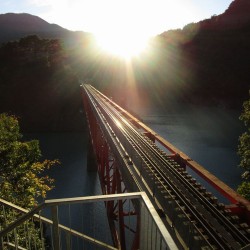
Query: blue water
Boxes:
[
  {"xmin": 140, "ymin": 106, "xmax": 244, "ymax": 191},
  {"xmin": 25, "ymin": 132, "xmax": 112, "ymax": 249},
  {"xmin": 25, "ymin": 105, "xmax": 245, "ymax": 247},
  {"xmin": 26, "ymin": 106, "xmax": 243, "ymax": 199}
]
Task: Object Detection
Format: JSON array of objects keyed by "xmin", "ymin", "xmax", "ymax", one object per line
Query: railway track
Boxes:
[{"xmin": 83, "ymin": 84, "xmax": 250, "ymax": 249}]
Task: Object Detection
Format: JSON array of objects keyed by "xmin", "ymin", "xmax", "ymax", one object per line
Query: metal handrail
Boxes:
[
  {"xmin": 0, "ymin": 198, "xmax": 117, "ymax": 250},
  {"xmin": 0, "ymin": 203, "xmax": 45, "ymax": 238},
  {"xmin": 0, "ymin": 192, "xmax": 178, "ymax": 250}
]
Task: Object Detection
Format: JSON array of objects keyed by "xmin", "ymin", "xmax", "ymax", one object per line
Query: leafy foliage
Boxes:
[
  {"xmin": 0, "ymin": 113, "xmax": 58, "ymax": 248},
  {"xmin": 0, "ymin": 113, "xmax": 59, "ymax": 208},
  {"xmin": 0, "ymin": 208, "xmax": 46, "ymax": 250},
  {"xmin": 237, "ymin": 182, "xmax": 250, "ymax": 201},
  {"xmin": 237, "ymin": 93, "xmax": 250, "ymax": 200}
]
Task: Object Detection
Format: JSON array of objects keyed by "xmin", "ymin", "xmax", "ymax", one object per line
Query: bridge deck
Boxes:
[
  {"xmin": 104, "ymin": 87, "xmax": 250, "ymax": 208},
  {"xmin": 81, "ymin": 84, "xmax": 250, "ymax": 250}
]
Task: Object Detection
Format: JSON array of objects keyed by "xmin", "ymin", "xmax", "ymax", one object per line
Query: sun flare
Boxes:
[
  {"xmin": 39, "ymin": 0, "xmax": 202, "ymax": 59},
  {"xmin": 95, "ymin": 32, "xmax": 149, "ymax": 59}
]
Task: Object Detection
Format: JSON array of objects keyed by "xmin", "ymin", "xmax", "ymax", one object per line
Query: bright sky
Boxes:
[
  {"xmin": 1, "ymin": 0, "xmax": 233, "ymax": 35},
  {"xmin": 0, "ymin": 0, "xmax": 233, "ymax": 58}
]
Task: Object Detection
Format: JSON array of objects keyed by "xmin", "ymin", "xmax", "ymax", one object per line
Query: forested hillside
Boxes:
[
  {"xmin": 76, "ymin": 0, "xmax": 250, "ymax": 109},
  {"xmin": 0, "ymin": 13, "xmax": 88, "ymax": 47},
  {"xmin": 0, "ymin": 35, "xmax": 84, "ymax": 131},
  {"xmin": 0, "ymin": 0, "xmax": 249, "ymax": 131},
  {"xmin": 156, "ymin": 0, "xmax": 250, "ymax": 106}
]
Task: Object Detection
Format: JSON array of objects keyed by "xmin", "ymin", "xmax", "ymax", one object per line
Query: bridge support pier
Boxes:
[{"xmin": 87, "ymin": 136, "xmax": 97, "ymax": 171}]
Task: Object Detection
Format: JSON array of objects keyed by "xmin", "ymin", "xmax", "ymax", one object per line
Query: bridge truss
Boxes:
[
  {"xmin": 81, "ymin": 84, "xmax": 250, "ymax": 250},
  {"xmin": 82, "ymin": 84, "xmax": 141, "ymax": 249}
]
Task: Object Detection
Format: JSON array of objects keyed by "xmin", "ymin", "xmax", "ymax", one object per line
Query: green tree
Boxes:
[
  {"xmin": 0, "ymin": 113, "xmax": 59, "ymax": 248},
  {"xmin": 0, "ymin": 113, "xmax": 59, "ymax": 208},
  {"xmin": 237, "ymin": 92, "xmax": 250, "ymax": 200}
]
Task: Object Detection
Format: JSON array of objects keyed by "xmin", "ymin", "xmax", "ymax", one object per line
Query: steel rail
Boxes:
[
  {"xmin": 109, "ymin": 99, "xmax": 250, "ymax": 247},
  {"xmin": 84, "ymin": 86, "xmax": 221, "ymax": 248},
  {"xmin": 85, "ymin": 84, "xmax": 249, "ymax": 247},
  {"xmin": 84, "ymin": 84, "xmax": 250, "ymax": 249},
  {"xmin": 121, "ymin": 109, "xmax": 249, "ymax": 248},
  {"xmin": 144, "ymin": 133, "xmax": 250, "ymax": 247},
  {"xmin": 86, "ymin": 86, "xmax": 228, "ymax": 249}
]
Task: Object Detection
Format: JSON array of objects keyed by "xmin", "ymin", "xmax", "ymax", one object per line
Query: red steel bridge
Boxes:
[{"xmin": 81, "ymin": 84, "xmax": 250, "ymax": 250}]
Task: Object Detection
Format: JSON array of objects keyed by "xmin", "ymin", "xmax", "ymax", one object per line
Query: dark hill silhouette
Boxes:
[
  {"xmin": 220, "ymin": 0, "xmax": 250, "ymax": 27},
  {"xmin": 141, "ymin": 0, "xmax": 250, "ymax": 108},
  {"xmin": 74, "ymin": 0, "xmax": 250, "ymax": 110},
  {"xmin": 194, "ymin": 0, "xmax": 250, "ymax": 30},
  {"xmin": 0, "ymin": 35, "xmax": 85, "ymax": 132},
  {"xmin": 0, "ymin": 0, "xmax": 249, "ymax": 132},
  {"xmin": 0, "ymin": 13, "xmax": 94, "ymax": 131},
  {"xmin": 198, "ymin": 1, "xmax": 250, "ymax": 38},
  {"xmin": 160, "ymin": 0, "xmax": 250, "ymax": 39},
  {"xmin": 0, "ymin": 13, "xmax": 89, "ymax": 46},
  {"xmin": 0, "ymin": 13, "xmax": 65, "ymax": 32}
]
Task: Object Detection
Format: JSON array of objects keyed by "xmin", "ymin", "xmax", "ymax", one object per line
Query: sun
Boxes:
[
  {"xmin": 94, "ymin": 31, "xmax": 150, "ymax": 59},
  {"xmin": 41, "ymin": 0, "xmax": 205, "ymax": 60},
  {"xmin": 44, "ymin": 0, "xmax": 198, "ymax": 59},
  {"xmin": 86, "ymin": 0, "xmax": 153, "ymax": 59}
]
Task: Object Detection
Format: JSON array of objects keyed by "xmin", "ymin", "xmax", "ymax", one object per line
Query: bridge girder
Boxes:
[
  {"xmin": 82, "ymin": 87, "xmax": 140, "ymax": 250},
  {"xmin": 81, "ymin": 84, "xmax": 250, "ymax": 249}
]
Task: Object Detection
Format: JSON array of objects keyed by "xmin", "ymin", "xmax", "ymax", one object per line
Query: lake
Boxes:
[
  {"xmin": 27, "ymin": 105, "xmax": 244, "ymax": 200},
  {"xmin": 25, "ymin": 105, "xmax": 245, "ymax": 248}
]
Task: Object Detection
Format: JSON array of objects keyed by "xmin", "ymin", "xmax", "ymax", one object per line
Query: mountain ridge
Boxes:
[
  {"xmin": 0, "ymin": 13, "xmax": 88, "ymax": 45},
  {"xmin": 151, "ymin": 0, "xmax": 250, "ymax": 108},
  {"xmin": 0, "ymin": 0, "xmax": 249, "ymax": 132},
  {"xmin": 199, "ymin": 0, "xmax": 250, "ymax": 30},
  {"xmin": 1, "ymin": 0, "xmax": 250, "ymax": 45}
]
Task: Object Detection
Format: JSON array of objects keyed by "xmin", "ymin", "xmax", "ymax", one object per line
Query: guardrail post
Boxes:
[
  {"xmin": 14, "ymin": 228, "xmax": 18, "ymax": 250},
  {"xmin": 0, "ymin": 236, "xmax": 4, "ymax": 249},
  {"xmin": 66, "ymin": 232, "xmax": 71, "ymax": 250},
  {"xmin": 51, "ymin": 206, "xmax": 60, "ymax": 250}
]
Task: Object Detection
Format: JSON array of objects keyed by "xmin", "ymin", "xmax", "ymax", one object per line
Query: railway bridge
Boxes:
[
  {"xmin": 1, "ymin": 84, "xmax": 250, "ymax": 250},
  {"xmin": 81, "ymin": 84, "xmax": 250, "ymax": 250}
]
